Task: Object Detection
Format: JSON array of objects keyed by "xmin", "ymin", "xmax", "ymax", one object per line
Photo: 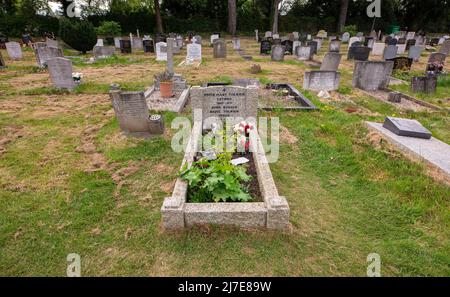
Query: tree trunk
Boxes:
[
  {"xmin": 337, "ymin": 0, "xmax": 349, "ymax": 33},
  {"xmin": 272, "ymin": 0, "xmax": 280, "ymax": 34},
  {"xmin": 154, "ymin": 0, "xmax": 163, "ymax": 33},
  {"xmin": 227, "ymin": 0, "xmax": 237, "ymax": 36}
]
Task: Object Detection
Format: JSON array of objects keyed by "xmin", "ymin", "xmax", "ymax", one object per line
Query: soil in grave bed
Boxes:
[
  {"xmin": 186, "ymin": 151, "xmax": 263, "ymax": 203},
  {"xmin": 259, "ymin": 87, "xmax": 304, "ymax": 108}
]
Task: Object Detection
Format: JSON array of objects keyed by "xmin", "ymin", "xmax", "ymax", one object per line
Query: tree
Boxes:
[
  {"xmin": 227, "ymin": 0, "xmax": 237, "ymax": 35},
  {"xmin": 59, "ymin": 18, "xmax": 97, "ymax": 53},
  {"xmin": 154, "ymin": 0, "xmax": 163, "ymax": 33},
  {"xmin": 272, "ymin": 0, "xmax": 280, "ymax": 33},
  {"xmin": 337, "ymin": 0, "xmax": 349, "ymax": 33}
]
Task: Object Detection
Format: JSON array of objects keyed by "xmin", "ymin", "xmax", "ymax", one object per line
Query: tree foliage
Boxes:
[{"xmin": 59, "ymin": 17, "xmax": 97, "ymax": 53}]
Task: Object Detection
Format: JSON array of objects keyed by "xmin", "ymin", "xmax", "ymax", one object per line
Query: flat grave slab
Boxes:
[
  {"xmin": 144, "ymin": 85, "xmax": 190, "ymax": 113},
  {"xmin": 383, "ymin": 117, "xmax": 432, "ymax": 139},
  {"xmin": 366, "ymin": 122, "xmax": 450, "ymax": 183},
  {"xmin": 260, "ymin": 83, "xmax": 318, "ymax": 111}
]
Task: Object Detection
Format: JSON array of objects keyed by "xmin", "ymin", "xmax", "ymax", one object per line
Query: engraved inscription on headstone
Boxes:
[
  {"xmin": 383, "ymin": 117, "xmax": 432, "ymax": 139},
  {"xmin": 352, "ymin": 61, "xmax": 394, "ymax": 91}
]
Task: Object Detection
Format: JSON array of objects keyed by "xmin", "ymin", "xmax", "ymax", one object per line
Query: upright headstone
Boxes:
[
  {"xmin": 143, "ymin": 39, "xmax": 154, "ymax": 53},
  {"xmin": 281, "ymin": 40, "xmax": 293, "ymax": 55},
  {"xmin": 114, "ymin": 37, "xmax": 121, "ymax": 48},
  {"xmin": 265, "ymin": 31, "xmax": 272, "ymax": 38},
  {"xmin": 155, "ymin": 42, "xmax": 167, "ymax": 61},
  {"xmin": 34, "ymin": 42, "xmax": 63, "ymax": 68},
  {"xmin": 260, "ymin": 39, "xmax": 272, "ymax": 54},
  {"xmin": 307, "ymin": 40, "xmax": 318, "ymax": 54},
  {"xmin": 348, "ymin": 37, "xmax": 360, "ymax": 49},
  {"xmin": 426, "ymin": 53, "xmax": 446, "ymax": 72},
  {"xmin": 213, "ymin": 39, "xmax": 227, "ymax": 58},
  {"xmin": 389, "ymin": 57, "xmax": 413, "ymax": 71},
  {"xmin": 320, "ymin": 53, "xmax": 341, "ymax": 71},
  {"xmin": 232, "ymin": 38, "xmax": 240, "ymax": 50},
  {"xmin": 186, "ymin": 43, "xmax": 202, "ymax": 64},
  {"xmin": 411, "ymin": 76, "xmax": 437, "ymax": 94},
  {"xmin": 271, "ymin": 45, "xmax": 284, "ymax": 61},
  {"xmin": 406, "ymin": 39, "xmax": 416, "ymax": 51},
  {"xmin": 46, "ymin": 38, "xmax": 59, "ymax": 48},
  {"xmin": 342, "ymin": 32, "xmax": 350, "ymax": 43},
  {"xmin": 372, "ymin": 43, "xmax": 385, "ymax": 56},
  {"xmin": 272, "ymin": 33, "xmax": 280, "ymax": 39},
  {"xmin": 408, "ymin": 46, "xmax": 424, "ymax": 62},
  {"xmin": 120, "ymin": 40, "xmax": 132, "ymax": 53},
  {"xmin": 303, "ymin": 71, "xmax": 340, "ymax": 91},
  {"xmin": 166, "ymin": 38, "xmax": 175, "ymax": 74},
  {"xmin": 352, "ymin": 61, "xmax": 394, "ymax": 91},
  {"xmin": 348, "ymin": 46, "xmax": 370, "ymax": 61},
  {"xmin": 439, "ymin": 40, "xmax": 450, "ymax": 55},
  {"xmin": 388, "ymin": 38, "xmax": 398, "ymax": 46},
  {"xmin": 293, "ymin": 32, "xmax": 299, "ymax": 40},
  {"xmin": 397, "ymin": 44, "xmax": 407, "ymax": 55},
  {"xmin": 406, "ymin": 32, "xmax": 415, "ymax": 40},
  {"xmin": 383, "ymin": 45, "xmax": 398, "ymax": 60},
  {"xmin": 296, "ymin": 46, "xmax": 313, "ymax": 61},
  {"xmin": 5, "ymin": 41, "xmax": 22, "ymax": 60},
  {"xmin": 255, "ymin": 30, "xmax": 259, "ymax": 41},
  {"xmin": 329, "ymin": 40, "xmax": 341, "ymax": 52},
  {"xmin": 93, "ymin": 46, "xmax": 115, "ymax": 59},
  {"xmin": 132, "ymin": 37, "xmax": 143, "ymax": 50},
  {"xmin": 210, "ymin": 34, "xmax": 220, "ymax": 45},
  {"xmin": 47, "ymin": 57, "xmax": 76, "ymax": 90},
  {"xmin": 0, "ymin": 51, "xmax": 6, "ymax": 68},
  {"xmin": 293, "ymin": 41, "xmax": 301, "ymax": 54},
  {"xmin": 193, "ymin": 35, "xmax": 202, "ymax": 45}
]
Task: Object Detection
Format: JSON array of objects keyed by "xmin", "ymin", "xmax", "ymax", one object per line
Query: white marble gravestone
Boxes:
[
  {"xmin": 156, "ymin": 42, "xmax": 168, "ymax": 61},
  {"xmin": 371, "ymin": 43, "xmax": 385, "ymax": 56},
  {"xmin": 186, "ymin": 43, "xmax": 202, "ymax": 64}
]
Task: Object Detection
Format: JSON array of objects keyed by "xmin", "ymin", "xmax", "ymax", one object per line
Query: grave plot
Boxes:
[
  {"xmin": 259, "ymin": 83, "xmax": 318, "ymax": 111},
  {"xmin": 161, "ymin": 85, "xmax": 290, "ymax": 230}
]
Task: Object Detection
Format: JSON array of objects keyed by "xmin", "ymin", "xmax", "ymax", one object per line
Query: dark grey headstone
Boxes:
[
  {"xmin": 143, "ymin": 39, "xmax": 154, "ymax": 53},
  {"xmin": 388, "ymin": 91, "xmax": 402, "ymax": 103},
  {"xmin": 348, "ymin": 46, "xmax": 370, "ymax": 61},
  {"xmin": 383, "ymin": 117, "xmax": 432, "ymax": 139},
  {"xmin": 260, "ymin": 40, "xmax": 272, "ymax": 54},
  {"xmin": 411, "ymin": 76, "xmax": 437, "ymax": 94},
  {"xmin": 408, "ymin": 46, "xmax": 424, "ymax": 62},
  {"xmin": 320, "ymin": 53, "xmax": 341, "ymax": 71},
  {"xmin": 383, "ymin": 45, "xmax": 398, "ymax": 60},
  {"xmin": 120, "ymin": 40, "xmax": 132, "ymax": 53},
  {"xmin": 307, "ymin": 41, "xmax": 318, "ymax": 54},
  {"xmin": 439, "ymin": 40, "xmax": 450, "ymax": 55}
]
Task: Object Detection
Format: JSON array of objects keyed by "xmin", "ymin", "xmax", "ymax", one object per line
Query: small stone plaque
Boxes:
[{"xmin": 383, "ymin": 117, "xmax": 432, "ymax": 139}]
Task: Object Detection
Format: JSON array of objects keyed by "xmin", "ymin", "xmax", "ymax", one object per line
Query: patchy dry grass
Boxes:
[{"xmin": 0, "ymin": 38, "xmax": 449, "ymax": 276}]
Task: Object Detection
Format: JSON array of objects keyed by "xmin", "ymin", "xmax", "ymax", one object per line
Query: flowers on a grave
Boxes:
[
  {"xmin": 72, "ymin": 72, "xmax": 82, "ymax": 82},
  {"xmin": 234, "ymin": 121, "xmax": 254, "ymax": 154},
  {"xmin": 427, "ymin": 61, "xmax": 445, "ymax": 75}
]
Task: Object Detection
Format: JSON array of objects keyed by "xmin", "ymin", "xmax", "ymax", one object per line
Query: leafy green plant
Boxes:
[
  {"xmin": 343, "ymin": 25, "xmax": 358, "ymax": 36},
  {"xmin": 154, "ymin": 71, "xmax": 174, "ymax": 82},
  {"xmin": 179, "ymin": 153, "xmax": 252, "ymax": 203},
  {"xmin": 96, "ymin": 21, "xmax": 121, "ymax": 37},
  {"xmin": 59, "ymin": 18, "xmax": 97, "ymax": 54}
]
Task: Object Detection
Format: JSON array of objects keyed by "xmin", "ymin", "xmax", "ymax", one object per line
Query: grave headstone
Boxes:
[
  {"xmin": 5, "ymin": 41, "xmax": 22, "ymax": 60},
  {"xmin": 143, "ymin": 39, "xmax": 154, "ymax": 53},
  {"xmin": 260, "ymin": 39, "xmax": 272, "ymax": 54},
  {"xmin": 372, "ymin": 43, "xmax": 385, "ymax": 56},
  {"xmin": 397, "ymin": 44, "xmax": 407, "ymax": 55},
  {"xmin": 307, "ymin": 40, "xmax": 318, "ymax": 54},
  {"xmin": 281, "ymin": 40, "xmax": 293, "ymax": 54},
  {"xmin": 348, "ymin": 46, "xmax": 370, "ymax": 61},
  {"xmin": 255, "ymin": 29, "xmax": 259, "ymax": 41},
  {"xmin": 114, "ymin": 37, "xmax": 121, "ymax": 48},
  {"xmin": 93, "ymin": 46, "xmax": 115, "ymax": 59},
  {"xmin": 408, "ymin": 46, "xmax": 424, "ymax": 62},
  {"xmin": 406, "ymin": 39, "xmax": 416, "ymax": 51},
  {"xmin": 186, "ymin": 43, "xmax": 202, "ymax": 64},
  {"xmin": 317, "ymin": 30, "xmax": 327, "ymax": 38},
  {"xmin": 47, "ymin": 57, "xmax": 76, "ymax": 90},
  {"xmin": 34, "ymin": 42, "xmax": 63, "ymax": 68},
  {"xmin": 406, "ymin": 32, "xmax": 415, "ymax": 40},
  {"xmin": 210, "ymin": 34, "xmax": 219, "ymax": 45},
  {"xmin": 384, "ymin": 35, "xmax": 393, "ymax": 45},
  {"xmin": 272, "ymin": 33, "xmax": 280, "ymax": 39},
  {"xmin": 398, "ymin": 37, "xmax": 406, "ymax": 45},
  {"xmin": 388, "ymin": 57, "xmax": 413, "ymax": 71},
  {"xmin": 155, "ymin": 42, "xmax": 167, "ymax": 61},
  {"xmin": 388, "ymin": 38, "xmax": 398, "ymax": 45},
  {"xmin": 383, "ymin": 45, "xmax": 398, "ymax": 60},
  {"xmin": 293, "ymin": 32, "xmax": 299, "ymax": 40},
  {"xmin": 213, "ymin": 39, "xmax": 227, "ymax": 58},
  {"xmin": 176, "ymin": 35, "xmax": 184, "ymax": 48},
  {"xmin": 232, "ymin": 38, "xmax": 240, "ymax": 50},
  {"xmin": 352, "ymin": 61, "xmax": 394, "ymax": 91},
  {"xmin": 439, "ymin": 40, "xmax": 450, "ymax": 55},
  {"xmin": 0, "ymin": 51, "xmax": 6, "ymax": 68},
  {"xmin": 427, "ymin": 53, "xmax": 446, "ymax": 73},
  {"xmin": 383, "ymin": 117, "xmax": 432, "ymax": 139},
  {"xmin": 293, "ymin": 41, "xmax": 301, "ymax": 54},
  {"xmin": 193, "ymin": 35, "xmax": 202, "ymax": 45},
  {"xmin": 46, "ymin": 37, "xmax": 59, "ymax": 48},
  {"xmin": 329, "ymin": 40, "xmax": 341, "ymax": 52},
  {"xmin": 166, "ymin": 38, "xmax": 175, "ymax": 74},
  {"xmin": 265, "ymin": 31, "xmax": 272, "ymax": 38},
  {"xmin": 411, "ymin": 76, "xmax": 437, "ymax": 94},
  {"xmin": 272, "ymin": 38, "xmax": 281, "ymax": 45},
  {"xmin": 271, "ymin": 45, "xmax": 285, "ymax": 61},
  {"xmin": 120, "ymin": 40, "xmax": 132, "ymax": 53},
  {"xmin": 303, "ymin": 71, "xmax": 340, "ymax": 91},
  {"xmin": 132, "ymin": 37, "xmax": 143, "ymax": 50},
  {"xmin": 190, "ymin": 85, "xmax": 258, "ymax": 126},
  {"xmin": 320, "ymin": 53, "xmax": 341, "ymax": 71},
  {"xmin": 429, "ymin": 38, "xmax": 440, "ymax": 46},
  {"xmin": 342, "ymin": 32, "xmax": 350, "ymax": 43},
  {"xmin": 388, "ymin": 91, "xmax": 402, "ymax": 103},
  {"xmin": 296, "ymin": 46, "xmax": 313, "ymax": 61},
  {"xmin": 348, "ymin": 37, "xmax": 360, "ymax": 49}
]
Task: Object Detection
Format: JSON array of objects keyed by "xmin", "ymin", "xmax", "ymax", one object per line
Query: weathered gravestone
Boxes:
[
  {"xmin": 329, "ymin": 40, "xmax": 341, "ymax": 52},
  {"xmin": 132, "ymin": 37, "xmax": 143, "ymax": 50},
  {"xmin": 190, "ymin": 85, "xmax": 258, "ymax": 125},
  {"xmin": 342, "ymin": 32, "xmax": 350, "ymax": 43},
  {"xmin": 388, "ymin": 38, "xmax": 398, "ymax": 46},
  {"xmin": 348, "ymin": 46, "xmax": 371, "ymax": 61},
  {"xmin": 439, "ymin": 40, "xmax": 450, "ymax": 55},
  {"xmin": 293, "ymin": 41, "xmax": 301, "ymax": 54},
  {"xmin": 210, "ymin": 34, "xmax": 219, "ymax": 46},
  {"xmin": 166, "ymin": 38, "xmax": 175, "ymax": 74},
  {"xmin": 271, "ymin": 45, "xmax": 284, "ymax": 61},
  {"xmin": 307, "ymin": 41, "xmax": 318, "ymax": 54},
  {"xmin": 119, "ymin": 40, "xmax": 132, "ymax": 53},
  {"xmin": 397, "ymin": 44, "xmax": 407, "ymax": 55},
  {"xmin": 143, "ymin": 39, "xmax": 154, "ymax": 53},
  {"xmin": 348, "ymin": 37, "xmax": 360, "ymax": 49},
  {"xmin": 364, "ymin": 37, "xmax": 374, "ymax": 48},
  {"xmin": 0, "ymin": 51, "xmax": 6, "ymax": 68},
  {"xmin": 408, "ymin": 45, "xmax": 424, "ymax": 62},
  {"xmin": 265, "ymin": 31, "xmax": 272, "ymax": 38},
  {"xmin": 5, "ymin": 41, "xmax": 22, "ymax": 60},
  {"xmin": 427, "ymin": 53, "xmax": 446, "ymax": 72},
  {"xmin": 272, "ymin": 38, "xmax": 281, "ymax": 45},
  {"xmin": 411, "ymin": 76, "xmax": 437, "ymax": 94},
  {"xmin": 320, "ymin": 53, "xmax": 341, "ymax": 71},
  {"xmin": 47, "ymin": 57, "xmax": 76, "ymax": 90},
  {"xmin": 95, "ymin": 39, "xmax": 104, "ymax": 47},
  {"xmin": 273, "ymin": 33, "xmax": 280, "ymax": 39},
  {"xmin": 186, "ymin": 43, "xmax": 202, "ymax": 64},
  {"xmin": 155, "ymin": 42, "xmax": 168, "ymax": 61},
  {"xmin": 281, "ymin": 40, "xmax": 293, "ymax": 54},
  {"xmin": 34, "ymin": 42, "xmax": 63, "ymax": 68},
  {"xmin": 93, "ymin": 46, "xmax": 115, "ymax": 59},
  {"xmin": 406, "ymin": 32, "xmax": 416, "ymax": 40},
  {"xmin": 109, "ymin": 85, "xmax": 159, "ymax": 138},
  {"xmin": 260, "ymin": 39, "xmax": 272, "ymax": 54},
  {"xmin": 114, "ymin": 37, "xmax": 121, "ymax": 48},
  {"xmin": 388, "ymin": 91, "xmax": 402, "ymax": 103},
  {"xmin": 213, "ymin": 39, "xmax": 227, "ymax": 58},
  {"xmin": 383, "ymin": 117, "xmax": 432, "ymax": 139},
  {"xmin": 232, "ymin": 38, "xmax": 240, "ymax": 50},
  {"xmin": 429, "ymin": 38, "xmax": 440, "ymax": 46},
  {"xmin": 388, "ymin": 57, "xmax": 413, "ymax": 71},
  {"xmin": 46, "ymin": 37, "xmax": 59, "ymax": 48},
  {"xmin": 193, "ymin": 35, "xmax": 202, "ymax": 45},
  {"xmin": 296, "ymin": 46, "xmax": 313, "ymax": 61},
  {"xmin": 398, "ymin": 38, "xmax": 406, "ymax": 45},
  {"xmin": 372, "ymin": 43, "xmax": 385, "ymax": 56},
  {"xmin": 352, "ymin": 61, "xmax": 394, "ymax": 91},
  {"xmin": 383, "ymin": 45, "xmax": 398, "ymax": 60},
  {"xmin": 313, "ymin": 38, "xmax": 322, "ymax": 51},
  {"xmin": 303, "ymin": 71, "xmax": 340, "ymax": 91},
  {"xmin": 406, "ymin": 39, "xmax": 416, "ymax": 51}
]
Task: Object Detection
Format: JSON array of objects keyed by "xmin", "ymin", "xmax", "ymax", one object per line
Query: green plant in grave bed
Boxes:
[{"xmin": 179, "ymin": 153, "xmax": 252, "ymax": 203}]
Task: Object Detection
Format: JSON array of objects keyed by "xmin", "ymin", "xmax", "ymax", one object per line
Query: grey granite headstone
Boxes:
[
  {"xmin": 109, "ymin": 86, "xmax": 152, "ymax": 137},
  {"xmin": 34, "ymin": 42, "xmax": 63, "ymax": 68},
  {"xmin": 47, "ymin": 57, "xmax": 76, "ymax": 90},
  {"xmin": 167, "ymin": 38, "xmax": 175, "ymax": 74},
  {"xmin": 348, "ymin": 46, "xmax": 370, "ymax": 61},
  {"xmin": 232, "ymin": 38, "xmax": 240, "ymax": 50},
  {"xmin": 372, "ymin": 42, "xmax": 385, "ymax": 56},
  {"xmin": 190, "ymin": 85, "xmax": 258, "ymax": 126},
  {"xmin": 5, "ymin": 41, "xmax": 22, "ymax": 60},
  {"xmin": 271, "ymin": 45, "xmax": 284, "ymax": 61},
  {"xmin": 408, "ymin": 45, "xmax": 424, "ymax": 62},
  {"xmin": 439, "ymin": 40, "xmax": 450, "ymax": 55},
  {"xmin": 193, "ymin": 35, "xmax": 202, "ymax": 45},
  {"xmin": 383, "ymin": 45, "xmax": 398, "ymax": 60},
  {"xmin": 352, "ymin": 61, "xmax": 394, "ymax": 91},
  {"xmin": 93, "ymin": 46, "xmax": 115, "ymax": 59},
  {"xmin": 383, "ymin": 117, "xmax": 432, "ymax": 139},
  {"xmin": 348, "ymin": 37, "xmax": 360, "ymax": 48},
  {"xmin": 132, "ymin": 37, "xmax": 143, "ymax": 50},
  {"xmin": 296, "ymin": 46, "xmax": 313, "ymax": 61},
  {"xmin": 329, "ymin": 40, "xmax": 341, "ymax": 52},
  {"xmin": 213, "ymin": 39, "xmax": 227, "ymax": 58},
  {"xmin": 411, "ymin": 76, "xmax": 437, "ymax": 94},
  {"xmin": 265, "ymin": 31, "xmax": 272, "ymax": 38},
  {"xmin": 0, "ymin": 51, "xmax": 6, "ymax": 68},
  {"xmin": 303, "ymin": 71, "xmax": 340, "ymax": 91},
  {"xmin": 293, "ymin": 41, "xmax": 301, "ymax": 54},
  {"xmin": 320, "ymin": 53, "xmax": 341, "ymax": 71}
]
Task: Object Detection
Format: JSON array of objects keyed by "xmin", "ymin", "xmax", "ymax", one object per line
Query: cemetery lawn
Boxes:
[{"xmin": 0, "ymin": 38, "xmax": 449, "ymax": 276}]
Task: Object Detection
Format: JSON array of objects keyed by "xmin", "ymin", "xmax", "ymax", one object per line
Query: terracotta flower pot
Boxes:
[{"xmin": 160, "ymin": 81, "xmax": 173, "ymax": 98}]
